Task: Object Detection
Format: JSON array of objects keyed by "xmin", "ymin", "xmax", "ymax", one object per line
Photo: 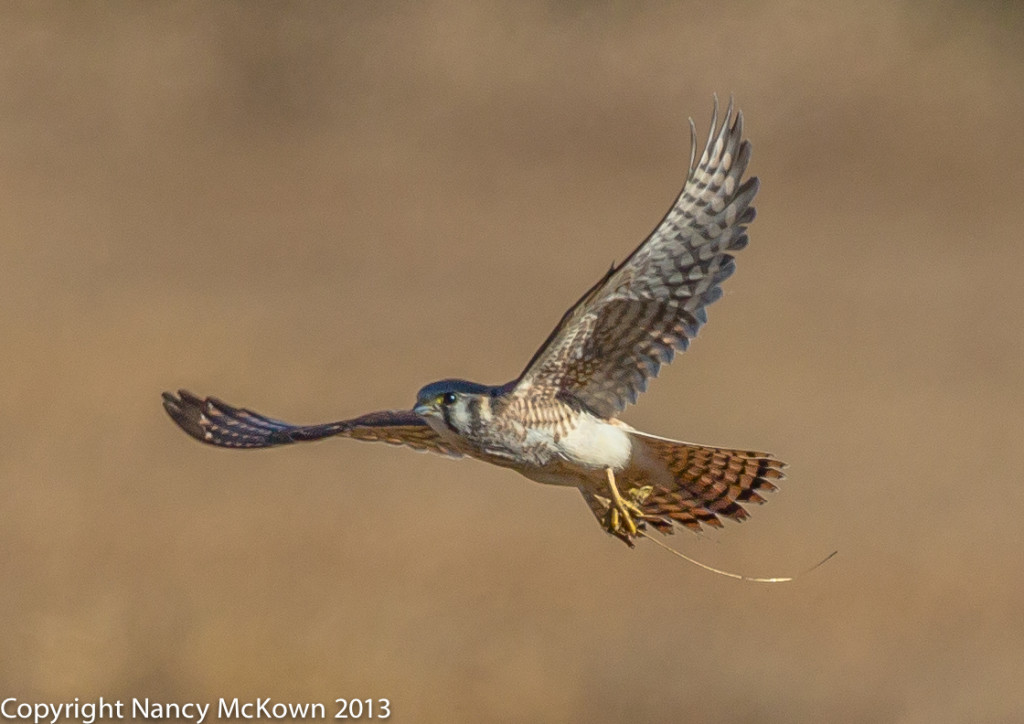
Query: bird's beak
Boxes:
[{"xmin": 412, "ymin": 403, "xmax": 432, "ymax": 418}]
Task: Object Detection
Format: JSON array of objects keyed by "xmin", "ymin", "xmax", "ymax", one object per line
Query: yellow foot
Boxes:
[{"xmin": 601, "ymin": 468, "xmax": 653, "ymax": 547}]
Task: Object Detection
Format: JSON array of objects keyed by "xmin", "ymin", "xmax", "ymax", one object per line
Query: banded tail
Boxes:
[
  {"xmin": 581, "ymin": 434, "xmax": 784, "ymax": 539},
  {"xmin": 634, "ymin": 435, "xmax": 784, "ymax": 534}
]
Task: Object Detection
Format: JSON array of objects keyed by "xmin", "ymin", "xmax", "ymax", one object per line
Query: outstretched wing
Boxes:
[
  {"xmin": 162, "ymin": 390, "xmax": 463, "ymax": 457},
  {"xmin": 511, "ymin": 98, "xmax": 759, "ymax": 419}
]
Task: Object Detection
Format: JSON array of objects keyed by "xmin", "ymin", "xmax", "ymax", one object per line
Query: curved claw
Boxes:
[{"xmin": 601, "ymin": 469, "xmax": 655, "ymax": 547}]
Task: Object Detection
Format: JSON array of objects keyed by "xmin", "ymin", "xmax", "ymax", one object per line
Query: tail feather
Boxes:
[{"xmin": 633, "ymin": 435, "xmax": 784, "ymax": 535}]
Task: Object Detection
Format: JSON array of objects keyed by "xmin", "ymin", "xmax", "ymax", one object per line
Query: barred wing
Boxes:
[
  {"xmin": 162, "ymin": 390, "xmax": 462, "ymax": 457},
  {"xmin": 511, "ymin": 98, "xmax": 759, "ymax": 418}
]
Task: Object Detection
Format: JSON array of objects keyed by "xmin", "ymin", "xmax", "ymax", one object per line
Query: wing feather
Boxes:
[
  {"xmin": 162, "ymin": 390, "xmax": 462, "ymax": 457},
  {"xmin": 510, "ymin": 97, "xmax": 759, "ymax": 418}
]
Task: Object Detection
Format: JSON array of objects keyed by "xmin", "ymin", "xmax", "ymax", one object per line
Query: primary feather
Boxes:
[{"xmin": 511, "ymin": 97, "xmax": 758, "ymax": 418}]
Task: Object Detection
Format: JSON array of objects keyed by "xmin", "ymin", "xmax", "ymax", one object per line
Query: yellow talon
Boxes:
[
  {"xmin": 628, "ymin": 485, "xmax": 654, "ymax": 507},
  {"xmin": 603, "ymin": 468, "xmax": 645, "ymax": 539}
]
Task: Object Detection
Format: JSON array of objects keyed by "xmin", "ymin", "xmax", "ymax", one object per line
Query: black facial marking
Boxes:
[{"xmin": 440, "ymin": 403, "xmax": 459, "ymax": 434}]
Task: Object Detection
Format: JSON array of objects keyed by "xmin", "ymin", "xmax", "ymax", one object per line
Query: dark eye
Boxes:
[{"xmin": 442, "ymin": 392, "xmax": 457, "ymax": 405}]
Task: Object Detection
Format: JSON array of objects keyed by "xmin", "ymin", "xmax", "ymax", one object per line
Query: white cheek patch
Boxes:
[{"xmin": 447, "ymin": 399, "xmax": 473, "ymax": 430}]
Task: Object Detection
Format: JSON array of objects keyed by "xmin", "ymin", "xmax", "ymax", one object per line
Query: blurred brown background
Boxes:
[{"xmin": 2, "ymin": 2, "xmax": 1023, "ymax": 722}]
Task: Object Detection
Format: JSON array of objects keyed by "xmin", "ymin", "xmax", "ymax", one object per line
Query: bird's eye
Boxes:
[{"xmin": 441, "ymin": 392, "xmax": 457, "ymax": 405}]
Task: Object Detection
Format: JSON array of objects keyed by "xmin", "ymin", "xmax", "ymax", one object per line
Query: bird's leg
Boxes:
[{"xmin": 602, "ymin": 468, "xmax": 653, "ymax": 543}]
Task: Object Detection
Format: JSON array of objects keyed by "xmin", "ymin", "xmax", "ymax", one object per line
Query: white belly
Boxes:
[
  {"xmin": 427, "ymin": 404, "xmax": 636, "ymax": 488},
  {"xmin": 512, "ymin": 417, "xmax": 633, "ymax": 488},
  {"xmin": 557, "ymin": 415, "xmax": 633, "ymax": 471}
]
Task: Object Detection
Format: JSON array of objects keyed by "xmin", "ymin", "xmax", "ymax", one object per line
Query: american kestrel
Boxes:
[{"xmin": 163, "ymin": 98, "xmax": 782, "ymax": 547}]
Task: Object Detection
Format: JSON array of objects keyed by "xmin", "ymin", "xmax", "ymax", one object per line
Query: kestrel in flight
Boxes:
[{"xmin": 163, "ymin": 98, "xmax": 782, "ymax": 547}]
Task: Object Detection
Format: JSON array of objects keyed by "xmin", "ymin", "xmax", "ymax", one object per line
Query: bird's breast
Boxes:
[
  {"xmin": 440, "ymin": 402, "xmax": 635, "ymax": 486},
  {"xmin": 497, "ymin": 415, "xmax": 634, "ymax": 487}
]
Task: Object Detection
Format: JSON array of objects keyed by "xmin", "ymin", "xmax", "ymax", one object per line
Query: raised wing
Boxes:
[
  {"xmin": 510, "ymin": 97, "xmax": 759, "ymax": 418},
  {"xmin": 162, "ymin": 390, "xmax": 463, "ymax": 457}
]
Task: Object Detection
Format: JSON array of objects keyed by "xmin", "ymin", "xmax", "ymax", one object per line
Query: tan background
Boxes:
[{"xmin": 3, "ymin": 2, "xmax": 1023, "ymax": 722}]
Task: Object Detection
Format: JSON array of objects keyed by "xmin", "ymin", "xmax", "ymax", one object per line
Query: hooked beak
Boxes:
[{"xmin": 413, "ymin": 403, "xmax": 434, "ymax": 418}]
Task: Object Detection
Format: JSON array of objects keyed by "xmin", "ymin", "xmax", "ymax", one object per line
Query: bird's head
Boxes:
[{"xmin": 413, "ymin": 378, "xmax": 494, "ymax": 433}]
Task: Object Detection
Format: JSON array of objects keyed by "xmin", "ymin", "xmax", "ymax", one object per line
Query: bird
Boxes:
[{"xmin": 162, "ymin": 97, "xmax": 783, "ymax": 548}]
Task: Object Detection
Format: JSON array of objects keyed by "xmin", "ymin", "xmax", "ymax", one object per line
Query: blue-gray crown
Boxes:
[{"xmin": 415, "ymin": 379, "xmax": 497, "ymax": 407}]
